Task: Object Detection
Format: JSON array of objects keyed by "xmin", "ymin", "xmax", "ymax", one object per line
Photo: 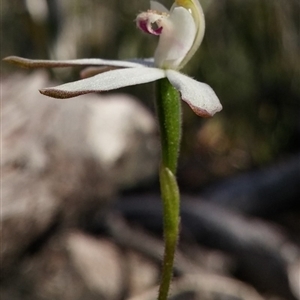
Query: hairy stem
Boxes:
[{"xmin": 156, "ymin": 78, "xmax": 181, "ymax": 300}]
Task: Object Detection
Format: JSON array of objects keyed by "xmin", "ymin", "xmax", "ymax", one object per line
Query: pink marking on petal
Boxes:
[
  {"xmin": 138, "ymin": 20, "xmax": 151, "ymax": 34},
  {"xmin": 185, "ymin": 101, "xmax": 213, "ymax": 118},
  {"xmin": 153, "ymin": 26, "xmax": 163, "ymax": 35},
  {"xmin": 137, "ymin": 19, "xmax": 162, "ymax": 36}
]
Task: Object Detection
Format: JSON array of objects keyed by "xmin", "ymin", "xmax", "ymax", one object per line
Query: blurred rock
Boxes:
[
  {"xmin": 67, "ymin": 233, "xmax": 125, "ymax": 299},
  {"xmin": 85, "ymin": 90, "xmax": 159, "ymax": 188},
  {"xmin": 1, "ymin": 232, "xmax": 125, "ymax": 300},
  {"xmin": 1, "ymin": 71, "xmax": 159, "ymax": 298}
]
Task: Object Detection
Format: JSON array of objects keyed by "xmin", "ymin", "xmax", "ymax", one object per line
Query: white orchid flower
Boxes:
[{"xmin": 4, "ymin": 0, "xmax": 222, "ymax": 117}]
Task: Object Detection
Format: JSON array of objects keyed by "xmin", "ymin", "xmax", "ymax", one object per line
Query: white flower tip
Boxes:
[
  {"xmin": 187, "ymin": 100, "xmax": 223, "ymax": 117},
  {"xmin": 183, "ymin": 88, "xmax": 223, "ymax": 117},
  {"xmin": 166, "ymin": 70, "xmax": 222, "ymax": 118}
]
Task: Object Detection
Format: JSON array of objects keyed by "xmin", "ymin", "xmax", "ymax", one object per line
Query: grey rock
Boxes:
[{"xmin": 1, "ymin": 71, "xmax": 159, "ymax": 298}]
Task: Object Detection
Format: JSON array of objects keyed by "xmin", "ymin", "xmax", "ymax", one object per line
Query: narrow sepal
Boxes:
[
  {"xmin": 166, "ymin": 70, "xmax": 222, "ymax": 117},
  {"xmin": 3, "ymin": 56, "xmax": 148, "ymax": 69},
  {"xmin": 40, "ymin": 67, "xmax": 166, "ymax": 99}
]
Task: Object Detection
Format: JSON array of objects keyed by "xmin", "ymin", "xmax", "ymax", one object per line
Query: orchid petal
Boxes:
[
  {"xmin": 166, "ymin": 70, "xmax": 222, "ymax": 117},
  {"xmin": 40, "ymin": 67, "xmax": 166, "ymax": 99},
  {"xmin": 150, "ymin": 1, "xmax": 169, "ymax": 13},
  {"xmin": 154, "ymin": 6, "xmax": 196, "ymax": 70},
  {"xmin": 3, "ymin": 56, "xmax": 147, "ymax": 69},
  {"xmin": 174, "ymin": 0, "xmax": 205, "ymax": 69}
]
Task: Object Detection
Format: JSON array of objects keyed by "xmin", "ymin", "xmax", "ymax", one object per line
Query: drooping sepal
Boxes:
[{"xmin": 166, "ymin": 70, "xmax": 222, "ymax": 117}]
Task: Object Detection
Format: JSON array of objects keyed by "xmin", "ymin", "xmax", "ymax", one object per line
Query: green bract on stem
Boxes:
[{"xmin": 156, "ymin": 78, "xmax": 181, "ymax": 300}]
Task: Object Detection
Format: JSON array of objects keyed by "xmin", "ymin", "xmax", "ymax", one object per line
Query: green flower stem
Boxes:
[
  {"xmin": 156, "ymin": 78, "xmax": 182, "ymax": 300},
  {"xmin": 156, "ymin": 78, "xmax": 182, "ymax": 174}
]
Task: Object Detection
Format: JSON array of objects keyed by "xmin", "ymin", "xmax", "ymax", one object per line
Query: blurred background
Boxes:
[{"xmin": 1, "ymin": 0, "xmax": 300, "ymax": 299}]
